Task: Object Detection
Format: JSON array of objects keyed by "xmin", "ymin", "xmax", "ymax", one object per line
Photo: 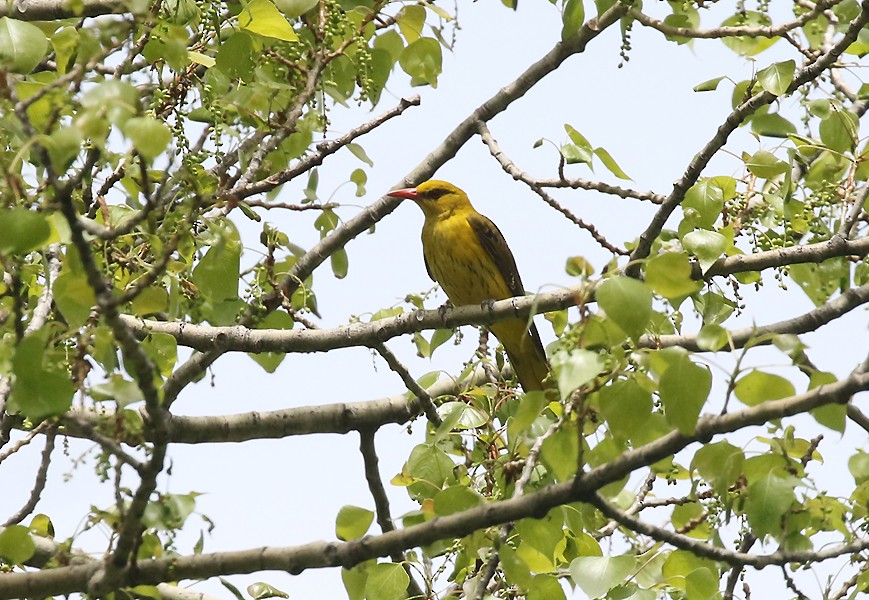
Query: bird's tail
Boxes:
[{"xmin": 492, "ymin": 319, "xmax": 549, "ymax": 392}]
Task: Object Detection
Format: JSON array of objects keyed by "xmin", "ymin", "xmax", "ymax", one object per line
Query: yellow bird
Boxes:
[{"xmin": 389, "ymin": 180, "xmax": 549, "ymax": 392}]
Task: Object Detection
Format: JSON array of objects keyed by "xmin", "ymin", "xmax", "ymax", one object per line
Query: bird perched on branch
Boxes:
[{"xmin": 388, "ymin": 179, "xmax": 549, "ymax": 392}]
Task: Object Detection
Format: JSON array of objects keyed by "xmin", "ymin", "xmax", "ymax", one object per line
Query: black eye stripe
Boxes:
[{"xmin": 424, "ymin": 188, "xmax": 449, "ymax": 200}]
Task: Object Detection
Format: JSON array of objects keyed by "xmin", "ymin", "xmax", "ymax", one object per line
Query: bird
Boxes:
[{"xmin": 388, "ymin": 179, "xmax": 549, "ymax": 392}]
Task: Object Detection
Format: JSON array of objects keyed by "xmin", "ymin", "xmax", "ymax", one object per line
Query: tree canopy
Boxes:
[{"xmin": 1, "ymin": 0, "xmax": 869, "ymax": 599}]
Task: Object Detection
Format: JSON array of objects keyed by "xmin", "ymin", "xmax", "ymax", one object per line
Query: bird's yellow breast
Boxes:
[{"xmin": 421, "ymin": 212, "xmax": 513, "ymax": 307}]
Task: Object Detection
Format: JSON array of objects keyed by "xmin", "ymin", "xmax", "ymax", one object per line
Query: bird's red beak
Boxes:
[{"xmin": 387, "ymin": 187, "xmax": 419, "ymax": 201}]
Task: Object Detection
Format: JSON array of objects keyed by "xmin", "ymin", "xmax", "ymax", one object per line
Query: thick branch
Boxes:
[
  {"xmin": 0, "ymin": 0, "xmax": 125, "ymax": 19},
  {"xmin": 4, "ymin": 368, "xmax": 866, "ymax": 598},
  {"xmin": 119, "ymin": 286, "xmax": 584, "ymax": 354},
  {"xmin": 63, "ymin": 365, "xmax": 486, "ymax": 445}
]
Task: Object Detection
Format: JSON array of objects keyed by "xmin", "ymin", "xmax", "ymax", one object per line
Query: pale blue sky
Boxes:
[{"xmin": 3, "ymin": 2, "xmax": 866, "ymax": 598}]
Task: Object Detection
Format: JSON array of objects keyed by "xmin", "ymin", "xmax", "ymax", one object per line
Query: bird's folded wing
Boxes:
[{"xmin": 466, "ymin": 212, "xmax": 526, "ymax": 299}]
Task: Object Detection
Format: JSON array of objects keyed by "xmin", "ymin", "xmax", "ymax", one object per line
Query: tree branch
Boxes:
[
  {"xmin": 4, "ymin": 366, "xmax": 866, "ymax": 598},
  {"xmin": 279, "ymin": 1, "xmax": 630, "ymax": 299},
  {"xmin": 626, "ymin": 1, "xmax": 869, "ymax": 277},
  {"xmin": 587, "ymin": 489, "xmax": 866, "ymax": 568},
  {"xmin": 629, "ymin": 0, "xmax": 837, "ymax": 40},
  {"xmin": 2, "ymin": 428, "xmax": 55, "ymax": 527},
  {"xmin": 0, "ymin": 0, "xmax": 125, "ymax": 19},
  {"xmin": 358, "ymin": 429, "xmax": 426, "ymax": 599},
  {"xmin": 477, "ymin": 122, "xmax": 629, "ymax": 255},
  {"xmin": 702, "ymin": 234, "xmax": 869, "ymax": 278},
  {"xmin": 639, "ymin": 283, "xmax": 869, "ymax": 352}
]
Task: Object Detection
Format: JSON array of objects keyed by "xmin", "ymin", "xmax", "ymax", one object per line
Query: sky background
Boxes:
[{"xmin": 2, "ymin": 1, "xmax": 867, "ymax": 598}]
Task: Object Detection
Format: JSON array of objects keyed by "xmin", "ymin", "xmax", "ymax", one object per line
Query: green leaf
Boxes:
[
  {"xmin": 500, "ymin": 544, "xmax": 534, "ymax": 589},
  {"xmin": 751, "ymin": 112, "xmax": 797, "ymax": 138},
  {"xmin": 595, "ymin": 277, "xmax": 653, "ymax": 340},
  {"xmin": 398, "ymin": 37, "xmax": 442, "ymax": 87},
  {"xmin": 756, "ymin": 59, "xmax": 795, "ymax": 96},
  {"xmin": 130, "ymin": 285, "xmax": 169, "ymax": 315},
  {"xmin": 849, "ymin": 452, "xmax": 869, "ymax": 484},
  {"xmin": 248, "ymin": 310, "xmax": 293, "ymax": 373},
  {"xmin": 192, "ymin": 222, "xmax": 241, "ymax": 303},
  {"xmin": 693, "ymin": 76, "xmax": 725, "ymax": 92},
  {"xmin": 0, "ymin": 17, "xmax": 48, "ymax": 74},
  {"xmin": 363, "ymin": 562, "xmax": 409, "ymax": 600},
  {"xmin": 220, "ymin": 577, "xmax": 247, "ymax": 600},
  {"xmin": 551, "ymin": 349, "xmax": 604, "ymax": 400},
  {"xmin": 561, "ymin": 0, "xmax": 585, "ymax": 41},
  {"xmin": 342, "ymin": 562, "xmax": 371, "ymax": 600},
  {"xmin": 682, "ymin": 179, "xmax": 724, "ymax": 228},
  {"xmin": 247, "ymin": 582, "xmax": 289, "ymax": 599},
  {"xmin": 335, "ymin": 505, "xmax": 374, "ymax": 541},
  {"xmin": 527, "ymin": 574, "xmax": 567, "ymax": 600},
  {"xmin": 659, "ymin": 355, "xmax": 711, "ymax": 434},
  {"xmin": 598, "ymin": 378, "xmax": 653, "ymax": 441},
  {"xmin": 721, "ymin": 12, "xmax": 778, "ymax": 55},
  {"xmin": 682, "ymin": 230, "xmax": 727, "ymax": 274},
  {"xmin": 8, "ymin": 331, "xmax": 75, "ymax": 420},
  {"xmin": 0, "ymin": 208, "xmax": 50, "ymax": 255},
  {"xmin": 788, "ymin": 260, "xmax": 846, "ymax": 306},
  {"xmin": 593, "ymin": 147, "xmax": 631, "ymax": 180},
  {"xmin": 46, "ymin": 127, "xmax": 83, "ymax": 172},
  {"xmin": 50, "ymin": 26, "xmax": 78, "ymax": 74},
  {"xmin": 662, "ymin": 551, "xmax": 718, "ymax": 591},
  {"xmin": 560, "ymin": 143, "xmax": 593, "ymax": 165},
  {"xmin": 238, "ymin": 0, "xmax": 299, "ymax": 41},
  {"xmin": 819, "ymin": 109, "xmax": 859, "ymax": 154},
  {"xmin": 81, "ymin": 79, "xmax": 141, "ymax": 126},
  {"xmin": 734, "ymin": 370, "xmax": 795, "ymax": 407},
  {"xmin": 347, "ymin": 142, "xmax": 374, "ymax": 166},
  {"xmin": 216, "ymin": 32, "xmax": 255, "ymax": 82},
  {"xmin": 121, "ymin": 116, "xmax": 172, "ymax": 161},
  {"xmin": 433, "ymin": 485, "xmax": 483, "ymax": 516},
  {"xmin": 272, "ymin": 0, "xmax": 317, "ymax": 18},
  {"xmin": 745, "ymin": 472, "xmax": 795, "ymax": 537},
  {"xmin": 810, "ymin": 403, "xmax": 846, "ymax": 433},
  {"xmin": 745, "ymin": 150, "xmax": 788, "ymax": 178},
  {"xmin": 515, "ymin": 512, "xmax": 564, "ymax": 563},
  {"xmin": 696, "ymin": 324, "xmax": 728, "ymax": 351},
  {"xmin": 540, "ymin": 423, "xmax": 579, "ymax": 481},
  {"xmin": 569, "ymin": 555, "xmax": 637, "ymax": 599},
  {"xmin": 692, "ymin": 441, "xmax": 744, "ymax": 494},
  {"xmin": 331, "ymin": 247, "xmax": 349, "ymax": 279},
  {"xmin": 644, "ymin": 252, "xmax": 702, "ymax": 301},
  {"xmin": 396, "ymin": 4, "xmax": 425, "ymax": 44},
  {"xmin": 0, "ymin": 525, "xmax": 36, "ymax": 564},
  {"xmin": 686, "ymin": 567, "xmax": 720, "ymax": 600},
  {"xmin": 436, "ymin": 401, "xmax": 487, "ymax": 429},
  {"xmin": 405, "ymin": 443, "xmax": 455, "ymax": 495},
  {"xmin": 90, "ymin": 375, "xmax": 145, "ymax": 407},
  {"xmin": 565, "ymin": 255, "xmax": 594, "ymax": 277},
  {"xmin": 564, "ymin": 124, "xmax": 592, "ymax": 150}
]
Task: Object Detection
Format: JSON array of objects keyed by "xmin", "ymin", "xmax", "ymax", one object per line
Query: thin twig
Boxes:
[
  {"xmin": 3, "ymin": 428, "xmax": 56, "ymax": 527},
  {"xmin": 359, "ymin": 429, "xmax": 426, "ymax": 599}
]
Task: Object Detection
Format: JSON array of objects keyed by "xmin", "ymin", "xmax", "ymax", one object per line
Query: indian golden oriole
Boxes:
[{"xmin": 388, "ymin": 180, "xmax": 549, "ymax": 392}]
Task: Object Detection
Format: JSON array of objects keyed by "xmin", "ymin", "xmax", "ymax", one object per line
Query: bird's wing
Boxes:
[
  {"xmin": 422, "ymin": 253, "xmax": 435, "ymax": 282},
  {"xmin": 466, "ymin": 212, "xmax": 525, "ymax": 298}
]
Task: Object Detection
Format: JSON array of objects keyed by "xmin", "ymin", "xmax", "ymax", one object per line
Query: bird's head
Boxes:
[{"xmin": 388, "ymin": 179, "xmax": 472, "ymax": 220}]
